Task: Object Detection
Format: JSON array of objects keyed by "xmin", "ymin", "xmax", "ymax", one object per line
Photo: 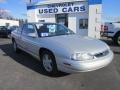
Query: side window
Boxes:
[
  {"xmin": 22, "ymin": 24, "xmax": 35, "ymax": 35},
  {"xmin": 17, "ymin": 27, "xmax": 22, "ymax": 34},
  {"xmin": 22, "ymin": 24, "xmax": 28, "ymax": 35},
  {"xmin": 27, "ymin": 24, "xmax": 35, "ymax": 33},
  {"xmin": 79, "ymin": 19, "xmax": 88, "ymax": 29}
]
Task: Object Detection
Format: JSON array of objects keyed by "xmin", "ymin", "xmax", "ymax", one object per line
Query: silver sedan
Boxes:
[{"xmin": 11, "ymin": 23, "xmax": 114, "ymax": 75}]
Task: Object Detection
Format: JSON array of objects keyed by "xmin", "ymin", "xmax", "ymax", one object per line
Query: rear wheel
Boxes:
[
  {"xmin": 12, "ymin": 40, "xmax": 20, "ymax": 53},
  {"xmin": 41, "ymin": 50, "xmax": 58, "ymax": 75}
]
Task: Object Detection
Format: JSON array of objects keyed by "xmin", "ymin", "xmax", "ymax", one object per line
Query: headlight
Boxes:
[{"xmin": 71, "ymin": 53, "xmax": 94, "ymax": 61}]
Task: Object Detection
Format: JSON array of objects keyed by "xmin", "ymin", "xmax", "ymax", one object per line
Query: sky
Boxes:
[
  {"xmin": 103, "ymin": 0, "xmax": 120, "ymax": 22},
  {"xmin": 0, "ymin": 0, "xmax": 120, "ymax": 22},
  {"xmin": 0, "ymin": 0, "xmax": 39, "ymax": 19}
]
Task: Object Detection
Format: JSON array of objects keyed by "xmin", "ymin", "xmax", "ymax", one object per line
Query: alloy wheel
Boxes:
[{"xmin": 42, "ymin": 54, "xmax": 53, "ymax": 72}]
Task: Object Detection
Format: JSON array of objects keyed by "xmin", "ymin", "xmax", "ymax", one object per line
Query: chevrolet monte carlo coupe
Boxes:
[{"xmin": 11, "ymin": 23, "xmax": 114, "ymax": 75}]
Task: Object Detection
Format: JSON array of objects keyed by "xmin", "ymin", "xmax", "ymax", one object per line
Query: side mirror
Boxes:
[{"xmin": 27, "ymin": 33, "xmax": 37, "ymax": 38}]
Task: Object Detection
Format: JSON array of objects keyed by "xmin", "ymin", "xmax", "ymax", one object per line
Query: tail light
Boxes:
[
  {"xmin": 104, "ymin": 26, "xmax": 108, "ymax": 31},
  {"xmin": 101, "ymin": 25, "xmax": 108, "ymax": 32}
]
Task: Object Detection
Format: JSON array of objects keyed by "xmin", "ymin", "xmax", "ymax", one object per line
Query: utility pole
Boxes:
[{"xmin": 29, "ymin": 0, "xmax": 32, "ymax": 3}]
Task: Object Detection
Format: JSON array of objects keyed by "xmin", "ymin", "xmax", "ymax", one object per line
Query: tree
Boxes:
[{"xmin": 0, "ymin": 8, "xmax": 13, "ymax": 19}]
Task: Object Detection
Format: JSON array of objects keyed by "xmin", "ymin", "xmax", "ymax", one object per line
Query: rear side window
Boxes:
[{"xmin": 22, "ymin": 24, "xmax": 28, "ymax": 35}]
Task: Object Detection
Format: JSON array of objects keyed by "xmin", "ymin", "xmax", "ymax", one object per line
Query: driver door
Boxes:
[{"xmin": 21, "ymin": 24, "xmax": 39, "ymax": 57}]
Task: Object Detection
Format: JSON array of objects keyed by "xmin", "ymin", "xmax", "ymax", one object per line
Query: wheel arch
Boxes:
[
  {"xmin": 114, "ymin": 31, "xmax": 120, "ymax": 37},
  {"xmin": 39, "ymin": 48, "xmax": 55, "ymax": 59},
  {"xmin": 39, "ymin": 47, "xmax": 59, "ymax": 74},
  {"xmin": 113, "ymin": 31, "xmax": 120, "ymax": 45}
]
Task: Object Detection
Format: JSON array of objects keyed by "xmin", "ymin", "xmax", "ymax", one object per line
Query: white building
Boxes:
[
  {"xmin": 27, "ymin": 0, "xmax": 102, "ymax": 39},
  {"xmin": 0, "ymin": 19, "xmax": 19, "ymax": 27}
]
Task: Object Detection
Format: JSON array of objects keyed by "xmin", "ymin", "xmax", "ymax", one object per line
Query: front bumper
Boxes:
[
  {"xmin": 57, "ymin": 50, "xmax": 114, "ymax": 73},
  {"xmin": 101, "ymin": 31, "xmax": 114, "ymax": 37}
]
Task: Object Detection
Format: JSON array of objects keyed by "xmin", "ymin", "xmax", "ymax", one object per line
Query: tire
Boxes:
[
  {"xmin": 114, "ymin": 33, "xmax": 120, "ymax": 46},
  {"xmin": 41, "ymin": 50, "xmax": 58, "ymax": 75},
  {"xmin": 12, "ymin": 40, "xmax": 20, "ymax": 53}
]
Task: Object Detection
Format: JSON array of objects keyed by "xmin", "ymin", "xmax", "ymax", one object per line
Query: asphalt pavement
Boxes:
[{"xmin": 0, "ymin": 38, "xmax": 120, "ymax": 90}]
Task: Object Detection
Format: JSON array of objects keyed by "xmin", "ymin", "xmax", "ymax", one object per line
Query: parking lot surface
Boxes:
[{"xmin": 0, "ymin": 38, "xmax": 120, "ymax": 90}]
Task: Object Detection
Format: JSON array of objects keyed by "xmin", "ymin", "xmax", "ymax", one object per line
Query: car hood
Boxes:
[{"xmin": 41, "ymin": 35, "xmax": 109, "ymax": 55}]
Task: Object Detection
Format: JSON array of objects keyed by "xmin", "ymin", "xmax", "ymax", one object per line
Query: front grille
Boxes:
[{"xmin": 94, "ymin": 50, "xmax": 109, "ymax": 58}]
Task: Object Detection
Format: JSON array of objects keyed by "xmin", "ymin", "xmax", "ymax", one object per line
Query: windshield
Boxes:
[
  {"xmin": 36, "ymin": 23, "xmax": 74, "ymax": 37},
  {"xmin": 0, "ymin": 26, "xmax": 7, "ymax": 31},
  {"xmin": 10, "ymin": 26, "xmax": 19, "ymax": 31}
]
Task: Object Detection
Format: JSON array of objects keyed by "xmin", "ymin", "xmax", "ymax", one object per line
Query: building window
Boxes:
[
  {"xmin": 6, "ymin": 23, "xmax": 10, "ymax": 27},
  {"xmin": 79, "ymin": 19, "xmax": 88, "ymax": 29},
  {"xmin": 39, "ymin": 20, "xmax": 45, "ymax": 22}
]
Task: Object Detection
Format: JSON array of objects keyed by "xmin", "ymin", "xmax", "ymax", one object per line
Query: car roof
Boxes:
[
  {"xmin": 0, "ymin": 26, "xmax": 6, "ymax": 27},
  {"xmin": 25, "ymin": 22, "xmax": 58, "ymax": 25}
]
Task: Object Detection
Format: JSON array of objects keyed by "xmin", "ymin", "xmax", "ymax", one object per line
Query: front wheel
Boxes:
[
  {"xmin": 41, "ymin": 50, "xmax": 58, "ymax": 75},
  {"xmin": 114, "ymin": 33, "xmax": 120, "ymax": 46}
]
